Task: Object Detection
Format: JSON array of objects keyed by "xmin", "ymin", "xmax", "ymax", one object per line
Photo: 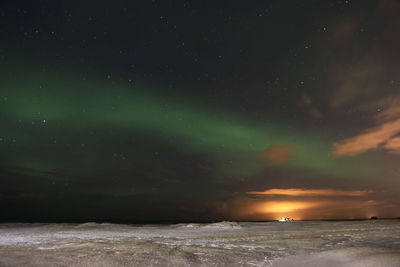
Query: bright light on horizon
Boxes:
[
  {"xmin": 255, "ymin": 201, "xmax": 319, "ymax": 213},
  {"xmin": 247, "ymin": 188, "xmax": 372, "ymax": 197}
]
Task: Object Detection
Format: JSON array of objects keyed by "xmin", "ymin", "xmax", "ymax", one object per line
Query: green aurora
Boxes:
[{"xmin": 0, "ymin": 63, "xmax": 380, "ymax": 184}]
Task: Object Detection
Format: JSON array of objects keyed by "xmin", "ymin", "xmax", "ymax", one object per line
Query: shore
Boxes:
[{"xmin": 0, "ymin": 220, "xmax": 399, "ymax": 266}]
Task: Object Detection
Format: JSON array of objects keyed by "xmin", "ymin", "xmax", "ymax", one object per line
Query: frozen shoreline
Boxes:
[{"xmin": 0, "ymin": 220, "xmax": 399, "ymax": 266}]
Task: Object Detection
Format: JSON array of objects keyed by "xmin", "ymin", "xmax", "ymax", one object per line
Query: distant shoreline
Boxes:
[{"xmin": 0, "ymin": 217, "xmax": 399, "ymax": 225}]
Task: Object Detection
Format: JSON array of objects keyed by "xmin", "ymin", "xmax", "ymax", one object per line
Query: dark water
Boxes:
[{"xmin": 0, "ymin": 220, "xmax": 399, "ymax": 266}]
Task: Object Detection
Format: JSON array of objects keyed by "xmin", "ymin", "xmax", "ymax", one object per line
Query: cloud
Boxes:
[
  {"xmin": 332, "ymin": 93, "xmax": 400, "ymax": 156},
  {"xmin": 247, "ymin": 188, "xmax": 372, "ymax": 197},
  {"xmin": 378, "ymin": 0, "xmax": 400, "ymax": 18},
  {"xmin": 313, "ymin": 6, "xmax": 399, "ymax": 109},
  {"xmin": 376, "ymin": 105, "xmax": 400, "ymax": 122},
  {"xmin": 313, "ymin": 16, "xmax": 382, "ymax": 108},
  {"xmin": 332, "ymin": 118, "xmax": 400, "ymax": 156},
  {"xmin": 330, "ymin": 17, "xmax": 359, "ymax": 49},
  {"xmin": 373, "ymin": 96, "xmax": 400, "ymax": 122},
  {"xmin": 383, "ymin": 136, "xmax": 400, "ymax": 154},
  {"xmin": 298, "ymin": 93, "xmax": 322, "ymax": 119},
  {"xmin": 257, "ymin": 144, "xmax": 294, "ymax": 164},
  {"xmin": 330, "ymin": 60, "xmax": 382, "ymax": 108}
]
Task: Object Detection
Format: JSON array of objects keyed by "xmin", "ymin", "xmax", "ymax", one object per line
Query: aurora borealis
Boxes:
[{"xmin": 1, "ymin": 1, "xmax": 400, "ymax": 222}]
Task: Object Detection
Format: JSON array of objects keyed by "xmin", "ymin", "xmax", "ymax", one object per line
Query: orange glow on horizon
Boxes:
[
  {"xmin": 254, "ymin": 201, "xmax": 319, "ymax": 214},
  {"xmin": 247, "ymin": 188, "xmax": 372, "ymax": 197},
  {"xmin": 230, "ymin": 197, "xmax": 389, "ymax": 221}
]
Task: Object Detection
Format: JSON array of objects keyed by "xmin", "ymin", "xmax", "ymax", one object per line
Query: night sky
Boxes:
[{"xmin": 1, "ymin": 1, "xmax": 400, "ymax": 222}]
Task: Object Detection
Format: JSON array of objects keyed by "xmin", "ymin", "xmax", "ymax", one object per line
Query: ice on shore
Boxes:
[
  {"xmin": 175, "ymin": 221, "xmax": 241, "ymax": 229},
  {"xmin": 202, "ymin": 221, "xmax": 241, "ymax": 229},
  {"xmin": 0, "ymin": 220, "xmax": 399, "ymax": 266}
]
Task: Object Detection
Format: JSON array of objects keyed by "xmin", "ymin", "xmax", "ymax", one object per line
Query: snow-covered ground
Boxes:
[{"xmin": 0, "ymin": 220, "xmax": 399, "ymax": 266}]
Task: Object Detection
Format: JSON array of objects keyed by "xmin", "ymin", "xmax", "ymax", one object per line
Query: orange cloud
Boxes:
[
  {"xmin": 376, "ymin": 105, "xmax": 400, "ymax": 122},
  {"xmin": 383, "ymin": 136, "xmax": 400, "ymax": 154},
  {"xmin": 247, "ymin": 188, "xmax": 371, "ymax": 197},
  {"xmin": 332, "ymin": 118, "xmax": 400, "ymax": 156},
  {"xmin": 257, "ymin": 144, "xmax": 294, "ymax": 164}
]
